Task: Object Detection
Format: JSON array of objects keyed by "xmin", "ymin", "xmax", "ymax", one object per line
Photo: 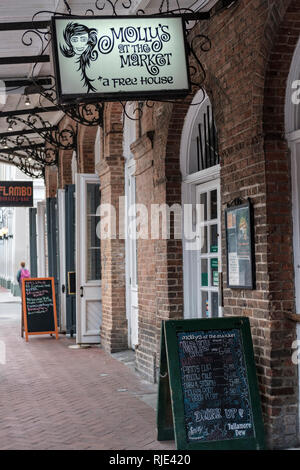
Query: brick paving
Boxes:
[{"xmin": 0, "ymin": 299, "xmax": 175, "ymax": 450}]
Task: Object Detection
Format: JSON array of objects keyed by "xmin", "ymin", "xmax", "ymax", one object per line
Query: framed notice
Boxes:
[
  {"xmin": 157, "ymin": 318, "xmax": 265, "ymax": 450},
  {"xmin": 68, "ymin": 271, "xmax": 76, "ymax": 295},
  {"xmin": 22, "ymin": 277, "xmax": 59, "ymax": 342},
  {"xmin": 51, "ymin": 15, "xmax": 190, "ymax": 103},
  {"xmin": 225, "ymin": 199, "xmax": 255, "ymax": 289}
]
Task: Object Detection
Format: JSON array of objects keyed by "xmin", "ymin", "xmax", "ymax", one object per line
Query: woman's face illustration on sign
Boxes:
[
  {"xmin": 59, "ymin": 22, "xmax": 98, "ymax": 93},
  {"xmin": 70, "ymin": 33, "xmax": 89, "ymax": 55}
]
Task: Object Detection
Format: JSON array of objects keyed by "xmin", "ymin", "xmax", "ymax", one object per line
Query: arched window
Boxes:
[
  {"xmin": 286, "ymin": 37, "xmax": 300, "ymax": 135},
  {"xmin": 94, "ymin": 127, "xmax": 101, "ymax": 166},
  {"xmin": 123, "ymin": 102, "xmax": 137, "ymax": 160},
  {"xmin": 71, "ymin": 151, "xmax": 77, "ymax": 184},
  {"xmin": 181, "ymin": 90, "xmax": 221, "ymax": 320},
  {"xmin": 188, "ymin": 95, "xmax": 219, "ymax": 175},
  {"xmin": 181, "ymin": 92, "xmax": 219, "ymax": 179}
]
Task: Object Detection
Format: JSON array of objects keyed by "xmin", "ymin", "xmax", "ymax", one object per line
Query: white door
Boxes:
[
  {"xmin": 125, "ymin": 160, "xmax": 139, "ymax": 349},
  {"xmin": 36, "ymin": 201, "xmax": 47, "ymax": 277},
  {"xmin": 195, "ymin": 179, "xmax": 221, "ymax": 318},
  {"xmin": 75, "ymin": 173, "xmax": 102, "ymax": 344},
  {"xmin": 57, "ymin": 189, "xmax": 67, "ymax": 332}
]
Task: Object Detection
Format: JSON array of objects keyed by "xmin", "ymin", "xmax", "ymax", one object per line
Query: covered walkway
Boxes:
[{"xmin": 0, "ymin": 289, "xmax": 175, "ymax": 450}]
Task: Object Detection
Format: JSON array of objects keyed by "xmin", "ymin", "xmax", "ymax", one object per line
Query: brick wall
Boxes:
[{"xmin": 262, "ymin": 0, "xmax": 300, "ymax": 449}]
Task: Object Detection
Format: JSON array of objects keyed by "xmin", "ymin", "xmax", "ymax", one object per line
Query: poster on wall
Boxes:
[
  {"xmin": 225, "ymin": 199, "xmax": 255, "ymax": 289},
  {"xmin": 51, "ymin": 15, "xmax": 190, "ymax": 103}
]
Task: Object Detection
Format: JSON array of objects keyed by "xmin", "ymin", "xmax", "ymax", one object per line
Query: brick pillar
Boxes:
[
  {"xmin": 58, "ymin": 148, "xmax": 73, "ymax": 188},
  {"xmin": 131, "ymin": 102, "xmax": 184, "ymax": 382},
  {"xmin": 77, "ymin": 124, "xmax": 98, "ymax": 174},
  {"xmin": 44, "ymin": 165, "xmax": 58, "ymax": 198},
  {"xmin": 131, "ymin": 132, "xmax": 156, "ymax": 380},
  {"xmin": 97, "ymin": 103, "xmax": 127, "ymax": 352}
]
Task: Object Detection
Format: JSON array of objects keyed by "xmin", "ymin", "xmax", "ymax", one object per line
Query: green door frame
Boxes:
[{"xmin": 46, "ymin": 197, "xmax": 60, "ymax": 326}]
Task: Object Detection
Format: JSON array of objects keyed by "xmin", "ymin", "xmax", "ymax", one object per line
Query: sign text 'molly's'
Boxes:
[
  {"xmin": 51, "ymin": 16, "xmax": 190, "ymax": 102},
  {"xmin": 0, "ymin": 181, "xmax": 33, "ymax": 207}
]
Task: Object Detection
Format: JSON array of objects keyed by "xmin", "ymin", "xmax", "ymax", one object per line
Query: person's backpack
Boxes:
[{"xmin": 20, "ymin": 268, "xmax": 31, "ymax": 282}]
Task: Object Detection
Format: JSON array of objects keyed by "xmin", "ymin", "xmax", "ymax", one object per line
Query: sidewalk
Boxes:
[
  {"xmin": 0, "ymin": 287, "xmax": 21, "ymax": 303},
  {"xmin": 0, "ymin": 297, "xmax": 175, "ymax": 450}
]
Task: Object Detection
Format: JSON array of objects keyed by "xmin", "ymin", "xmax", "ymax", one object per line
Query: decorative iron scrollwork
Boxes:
[
  {"xmin": 0, "ymin": 135, "xmax": 58, "ymax": 167},
  {"xmin": 6, "ymin": 114, "xmax": 77, "ymax": 150},
  {"xmin": 0, "ymin": 153, "xmax": 45, "ymax": 179}
]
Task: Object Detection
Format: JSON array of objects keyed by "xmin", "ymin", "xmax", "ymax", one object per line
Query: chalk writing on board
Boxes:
[
  {"xmin": 177, "ymin": 329, "xmax": 254, "ymax": 443},
  {"xmin": 25, "ymin": 281, "xmax": 53, "ymax": 315}
]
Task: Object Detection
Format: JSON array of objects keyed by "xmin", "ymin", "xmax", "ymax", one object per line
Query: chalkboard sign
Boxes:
[
  {"xmin": 22, "ymin": 277, "xmax": 59, "ymax": 342},
  {"xmin": 225, "ymin": 199, "xmax": 255, "ymax": 289},
  {"xmin": 157, "ymin": 317, "xmax": 265, "ymax": 450}
]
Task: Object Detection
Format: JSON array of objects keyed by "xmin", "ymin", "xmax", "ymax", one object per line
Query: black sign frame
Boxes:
[
  {"xmin": 225, "ymin": 199, "xmax": 255, "ymax": 290},
  {"xmin": 157, "ymin": 317, "xmax": 265, "ymax": 450},
  {"xmin": 51, "ymin": 15, "xmax": 191, "ymax": 104},
  {"xmin": 0, "ymin": 181, "xmax": 33, "ymax": 207},
  {"xmin": 22, "ymin": 277, "xmax": 59, "ymax": 342}
]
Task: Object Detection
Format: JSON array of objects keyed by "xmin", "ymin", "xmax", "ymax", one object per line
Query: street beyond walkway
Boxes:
[{"xmin": 0, "ymin": 290, "xmax": 175, "ymax": 450}]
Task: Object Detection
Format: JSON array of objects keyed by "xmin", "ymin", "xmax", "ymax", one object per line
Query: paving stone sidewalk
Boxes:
[{"xmin": 0, "ymin": 296, "xmax": 175, "ymax": 450}]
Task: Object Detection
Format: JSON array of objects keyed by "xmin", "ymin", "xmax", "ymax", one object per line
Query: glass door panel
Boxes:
[{"xmin": 196, "ymin": 180, "xmax": 220, "ymax": 318}]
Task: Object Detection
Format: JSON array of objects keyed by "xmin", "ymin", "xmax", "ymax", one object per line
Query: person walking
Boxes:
[
  {"xmin": 17, "ymin": 262, "xmax": 31, "ymax": 292},
  {"xmin": 17, "ymin": 262, "xmax": 31, "ymax": 338}
]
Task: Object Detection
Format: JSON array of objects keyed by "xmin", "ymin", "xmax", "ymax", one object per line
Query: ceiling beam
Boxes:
[
  {"xmin": 0, "ymin": 105, "xmax": 73, "ymax": 118},
  {"xmin": 0, "ymin": 21, "xmax": 50, "ymax": 31},
  {"xmin": 0, "ymin": 55, "xmax": 49, "ymax": 65},
  {"xmin": 4, "ymin": 78, "xmax": 52, "ymax": 88},
  {"xmin": 0, "ymin": 127, "xmax": 56, "ymax": 139},
  {"xmin": 0, "ymin": 144, "xmax": 44, "ymax": 154}
]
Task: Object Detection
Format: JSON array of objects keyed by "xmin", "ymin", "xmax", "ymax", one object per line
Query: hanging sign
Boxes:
[
  {"xmin": 22, "ymin": 277, "xmax": 59, "ymax": 342},
  {"xmin": 51, "ymin": 15, "xmax": 190, "ymax": 102},
  {"xmin": 225, "ymin": 199, "xmax": 255, "ymax": 289},
  {"xmin": 0, "ymin": 181, "xmax": 33, "ymax": 207},
  {"xmin": 157, "ymin": 317, "xmax": 265, "ymax": 450}
]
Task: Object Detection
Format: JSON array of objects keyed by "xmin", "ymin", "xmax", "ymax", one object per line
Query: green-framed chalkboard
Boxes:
[
  {"xmin": 157, "ymin": 317, "xmax": 265, "ymax": 450},
  {"xmin": 225, "ymin": 199, "xmax": 255, "ymax": 289}
]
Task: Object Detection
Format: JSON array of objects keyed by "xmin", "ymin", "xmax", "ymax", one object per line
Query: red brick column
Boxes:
[
  {"xmin": 98, "ymin": 103, "xmax": 127, "ymax": 352},
  {"xmin": 44, "ymin": 165, "xmax": 58, "ymax": 198},
  {"xmin": 56, "ymin": 115, "xmax": 77, "ymax": 187},
  {"xmin": 77, "ymin": 124, "xmax": 98, "ymax": 174},
  {"xmin": 58, "ymin": 148, "xmax": 73, "ymax": 188},
  {"xmin": 131, "ymin": 102, "xmax": 185, "ymax": 382}
]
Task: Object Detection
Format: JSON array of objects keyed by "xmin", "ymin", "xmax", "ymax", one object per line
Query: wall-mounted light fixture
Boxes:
[{"xmin": 25, "ymin": 95, "xmax": 31, "ymax": 106}]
